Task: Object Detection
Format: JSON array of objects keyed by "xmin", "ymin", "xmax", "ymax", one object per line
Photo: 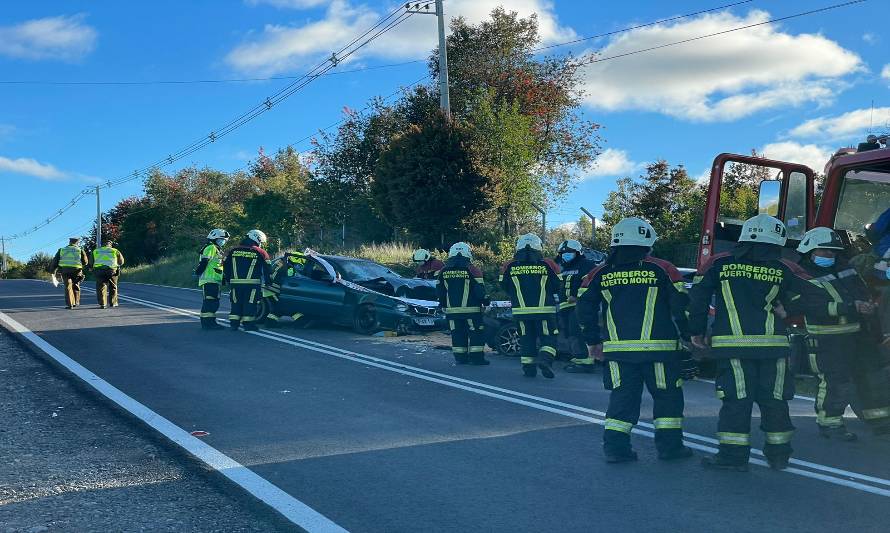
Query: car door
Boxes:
[{"xmin": 279, "ymin": 258, "xmax": 347, "ymax": 319}]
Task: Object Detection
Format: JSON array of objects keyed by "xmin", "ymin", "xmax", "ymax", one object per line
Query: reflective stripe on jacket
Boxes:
[
  {"xmin": 436, "ymin": 257, "xmax": 485, "ymax": 316},
  {"xmin": 499, "ymin": 251, "xmax": 561, "ymax": 319},
  {"xmin": 222, "ymin": 243, "xmax": 271, "ymax": 286}
]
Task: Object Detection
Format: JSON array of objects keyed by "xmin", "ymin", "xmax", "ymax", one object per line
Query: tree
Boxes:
[
  {"xmin": 373, "ymin": 117, "xmax": 489, "ymax": 246},
  {"xmin": 243, "ymin": 146, "xmax": 311, "ymax": 251},
  {"xmin": 601, "ymin": 177, "xmax": 639, "ymax": 228}
]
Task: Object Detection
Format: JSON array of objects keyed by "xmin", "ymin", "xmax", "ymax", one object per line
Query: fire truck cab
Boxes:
[{"xmin": 697, "ymin": 134, "xmax": 890, "ymax": 271}]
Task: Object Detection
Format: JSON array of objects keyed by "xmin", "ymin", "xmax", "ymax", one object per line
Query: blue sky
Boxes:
[{"xmin": 1, "ymin": 0, "xmax": 888, "ymax": 259}]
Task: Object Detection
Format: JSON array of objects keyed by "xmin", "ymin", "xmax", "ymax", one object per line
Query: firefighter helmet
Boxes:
[
  {"xmin": 516, "ymin": 233, "xmax": 543, "ymax": 252},
  {"xmin": 412, "ymin": 248, "xmax": 432, "ymax": 262},
  {"xmin": 797, "ymin": 227, "xmax": 844, "ymax": 254},
  {"xmin": 611, "ymin": 217, "xmax": 657, "ymax": 247},
  {"xmin": 448, "ymin": 242, "xmax": 472, "ymax": 259},
  {"xmin": 207, "ymin": 228, "xmax": 230, "ymax": 241},
  {"xmin": 739, "ymin": 214, "xmax": 787, "ymax": 246},
  {"xmin": 557, "ymin": 239, "xmax": 583, "ymax": 253},
  {"xmin": 247, "ymin": 229, "xmax": 268, "ymax": 246}
]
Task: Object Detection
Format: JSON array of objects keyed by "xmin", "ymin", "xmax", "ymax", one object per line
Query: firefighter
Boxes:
[
  {"xmin": 689, "ymin": 214, "xmax": 827, "ymax": 471},
  {"xmin": 222, "ymin": 229, "xmax": 272, "ymax": 332},
  {"xmin": 576, "ymin": 218, "xmax": 695, "ymax": 462},
  {"xmin": 92, "ymin": 240, "xmax": 125, "ymax": 309},
  {"xmin": 265, "ymin": 251, "xmax": 309, "ymax": 328},
  {"xmin": 436, "ymin": 242, "xmax": 489, "ymax": 365},
  {"xmin": 50, "ymin": 237, "xmax": 89, "ymax": 309},
  {"xmin": 556, "ymin": 239, "xmax": 599, "ymax": 373},
  {"xmin": 795, "ymin": 227, "xmax": 881, "ymax": 440},
  {"xmin": 500, "ymin": 233, "xmax": 561, "ymax": 378},
  {"xmin": 412, "ymin": 249, "xmax": 444, "ymax": 280},
  {"xmin": 195, "ymin": 229, "xmax": 229, "ymax": 330}
]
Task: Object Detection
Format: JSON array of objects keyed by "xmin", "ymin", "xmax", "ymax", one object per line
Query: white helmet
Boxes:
[
  {"xmin": 739, "ymin": 214, "xmax": 787, "ymax": 246},
  {"xmin": 516, "ymin": 233, "xmax": 543, "ymax": 252},
  {"xmin": 207, "ymin": 228, "xmax": 230, "ymax": 241},
  {"xmin": 558, "ymin": 239, "xmax": 583, "ymax": 253},
  {"xmin": 247, "ymin": 229, "xmax": 268, "ymax": 246},
  {"xmin": 797, "ymin": 227, "xmax": 844, "ymax": 254},
  {"xmin": 448, "ymin": 242, "xmax": 472, "ymax": 259},
  {"xmin": 412, "ymin": 248, "xmax": 431, "ymax": 262},
  {"xmin": 611, "ymin": 217, "xmax": 657, "ymax": 247}
]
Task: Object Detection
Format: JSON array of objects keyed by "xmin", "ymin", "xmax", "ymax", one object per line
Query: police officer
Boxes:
[
  {"xmin": 92, "ymin": 240, "xmax": 125, "ymax": 309},
  {"xmin": 436, "ymin": 242, "xmax": 489, "ymax": 365},
  {"xmin": 576, "ymin": 218, "xmax": 694, "ymax": 462},
  {"xmin": 222, "ymin": 229, "xmax": 271, "ymax": 332},
  {"xmin": 265, "ymin": 251, "xmax": 309, "ymax": 328},
  {"xmin": 557, "ymin": 239, "xmax": 599, "ymax": 373},
  {"xmin": 50, "ymin": 237, "xmax": 89, "ymax": 309},
  {"xmin": 500, "ymin": 233, "xmax": 561, "ymax": 378},
  {"xmin": 689, "ymin": 214, "xmax": 826, "ymax": 471},
  {"xmin": 412, "ymin": 249, "xmax": 444, "ymax": 280},
  {"xmin": 195, "ymin": 229, "xmax": 229, "ymax": 330}
]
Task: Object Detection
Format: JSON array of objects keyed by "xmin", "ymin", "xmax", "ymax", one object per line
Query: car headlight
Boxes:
[{"xmin": 395, "ymin": 304, "xmax": 409, "ymax": 312}]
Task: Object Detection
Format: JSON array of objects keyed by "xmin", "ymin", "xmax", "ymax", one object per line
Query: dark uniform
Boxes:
[
  {"xmin": 799, "ymin": 258, "xmax": 890, "ymax": 435},
  {"xmin": 558, "ymin": 253, "xmax": 598, "ymax": 370},
  {"xmin": 577, "ymin": 250, "xmax": 690, "ymax": 460},
  {"xmin": 51, "ymin": 242, "xmax": 89, "ymax": 308},
  {"xmin": 500, "ymin": 249, "xmax": 561, "ymax": 377},
  {"xmin": 195, "ymin": 241, "xmax": 225, "ymax": 329},
  {"xmin": 416, "ymin": 258, "xmax": 445, "ymax": 280},
  {"xmin": 689, "ymin": 244, "xmax": 827, "ymax": 467},
  {"xmin": 436, "ymin": 256, "xmax": 488, "ymax": 365},
  {"xmin": 266, "ymin": 252, "xmax": 309, "ymax": 327},
  {"xmin": 222, "ymin": 239, "xmax": 271, "ymax": 331}
]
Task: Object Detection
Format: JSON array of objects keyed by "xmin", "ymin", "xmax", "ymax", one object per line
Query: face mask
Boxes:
[
  {"xmin": 561, "ymin": 252, "xmax": 576, "ymax": 263},
  {"xmin": 812, "ymin": 255, "xmax": 835, "ymax": 268}
]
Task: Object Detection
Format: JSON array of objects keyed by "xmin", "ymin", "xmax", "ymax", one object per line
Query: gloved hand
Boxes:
[{"xmin": 680, "ymin": 356, "xmax": 699, "ymax": 380}]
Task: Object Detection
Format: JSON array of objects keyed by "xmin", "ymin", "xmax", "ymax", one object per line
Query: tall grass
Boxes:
[{"xmin": 122, "ymin": 253, "xmax": 196, "ymax": 288}]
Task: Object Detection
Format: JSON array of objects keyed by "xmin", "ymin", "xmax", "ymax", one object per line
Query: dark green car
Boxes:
[{"xmin": 259, "ymin": 253, "xmax": 446, "ymax": 334}]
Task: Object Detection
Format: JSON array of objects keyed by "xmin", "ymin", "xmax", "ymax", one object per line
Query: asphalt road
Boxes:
[{"xmin": 1, "ymin": 279, "xmax": 889, "ymax": 532}]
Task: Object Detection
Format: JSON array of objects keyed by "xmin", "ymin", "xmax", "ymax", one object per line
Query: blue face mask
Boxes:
[
  {"xmin": 813, "ymin": 255, "xmax": 835, "ymax": 268},
  {"xmin": 561, "ymin": 252, "xmax": 576, "ymax": 263}
]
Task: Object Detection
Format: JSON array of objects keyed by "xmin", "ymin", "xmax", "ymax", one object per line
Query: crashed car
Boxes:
[{"xmin": 258, "ymin": 252, "xmax": 446, "ymax": 334}]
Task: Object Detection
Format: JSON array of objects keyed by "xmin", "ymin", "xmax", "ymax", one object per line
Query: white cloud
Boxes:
[
  {"xmin": 247, "ymin": 0, "xmax": 331, "ymax": 7},
  {"xmin": 580, "ymin": 9, "xmax": 863, "ymax": 122},
  {"xmin": 0, "ymin": 156, "xmax": 66, "ymax": 180},
  {"xmin": 226, "ymin": 0, "xmax": 574, "ymax": 75},
  {"xmin": 0, "ymin": 14, "xmax": 97, "ymax": 61},
  {"xmin": 760, "ymin": 142, "xmax": 832, "ymax": 173},
  {"xmin": 582, "ymin": 148, "xmax": 642, "ymax": 179},
  {"xmin": 882, "ymin": 64, "xmax": 890, "ymax": 80},
  {"xmin": 863, "ymin": 32, "xmax": 879, "ymax": 45},
  {"xmin": 789, "ymin": 106, "xmax": 890, "ymax": 141}
]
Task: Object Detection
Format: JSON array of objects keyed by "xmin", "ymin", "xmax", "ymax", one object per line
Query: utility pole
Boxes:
[
  {"xmin": 407, "ymin": 1, "xmax": 450, "ymax": 118},
  {"xmin": 95, "ymin": 186, "xmax": 102, "ymax": 248},
  {"xmin": 1, "ymin": 236, "xmax": 6, "ymax": 278},
  {"xmin": 580, "ymin": 207, "xmax": 597, "ymax": 235},
  {"xmin": 532, "ymin": 202, "xmax": 546, "ymax": 245}
]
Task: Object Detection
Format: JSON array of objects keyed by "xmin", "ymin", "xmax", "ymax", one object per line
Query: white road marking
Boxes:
[
  {"xmin": 105, "ymin": 289, "xmax": 890, "ymax": 498},
  {"xmin": 0, "ymin": 309, "xmax": 348, "ymax": 533}
]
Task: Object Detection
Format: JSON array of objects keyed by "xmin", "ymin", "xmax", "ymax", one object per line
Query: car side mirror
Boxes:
[{"xmin": 758, "ymin": 180, "xmax": 781, "ymax": 216}]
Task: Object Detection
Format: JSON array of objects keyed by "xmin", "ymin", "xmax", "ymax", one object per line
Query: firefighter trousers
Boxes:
[
  {"xmin": 200, "ymin": 283, "xmax": 221, "ymax": 327},
  {"xmin": 849, "ymin": 333, "xmax": 890, "ymax": 431},
  {"xmin": 448, "ymin": 314, "xmax": 486, "ymax": 363},
  {"xmin": 517, "ymin": 316, "xmax": 558, "ymax": 368},
  {"xmin": 266, "ymin": 295, "xmax": 307, "ymax": 326},
  {"xmin": 95, "ymin": 268, "xmax": 118, "ymax": 307},
  {"xmin": 59, "ymin": 268, "xmax": 83, "ymax": 307},
  {"xmin": 229, "ymin": 285, "xmax": 260, "ymax": 329},
  {"xmin": 603, "ymin": 360, "xmax": 685, "ymax": 454},
  {"xmin": 807, "ymin": 334, "xmax": 856, "ymax": 429},
  {"xmin": 715, "ymin": 357, "xmax": 795, "ymax": 463},
  {"xmin": 558, "ymin": 307, "xmax": 590, "ymax": 365}
]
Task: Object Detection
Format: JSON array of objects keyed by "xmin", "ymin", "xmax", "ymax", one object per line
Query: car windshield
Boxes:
[
  {"xmin": 834, "ymin": 169, "xmax": 890, "ymax": 238},
  {"xmin": 335, "ymin": 259, "xmax": 397, "ymax": 282}
]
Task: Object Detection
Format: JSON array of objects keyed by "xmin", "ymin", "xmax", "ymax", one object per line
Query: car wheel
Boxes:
[
  {"xmin": 255, "ymin": 298, "xmax": 270, "ymax": 323},
  {"xmin": 495, "ymin": 323, "xmax": 521, "ymax": 357},
  {"xmin": 353, "ymin": 304, "xmax": 380, "ymax": 335}
]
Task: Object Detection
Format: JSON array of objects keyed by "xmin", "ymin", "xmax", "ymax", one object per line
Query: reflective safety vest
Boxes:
[
  {"xmin": 198, "ymin": 244, "xmax": 223, "ymax": 286},
  {"xmin": 93, "ymin": 247, "xmax": 119, "ymax": 269},
  {"xmin": 58, "ymin": 246, "xmax": 84, "ymax": 268}
]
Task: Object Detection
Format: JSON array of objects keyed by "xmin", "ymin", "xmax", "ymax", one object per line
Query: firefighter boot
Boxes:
[
  {"xmin": 819, "ymin": 425, "xmax": 858, "ymax": 441},
  {"xmin": 454, "ymin": 354, "xmax": 470, "ymax": 365},
  {"xmin": 538, "ymin": 362, "xmax": 555, "ymax": 379},
  {"xmin": 604, "ymin": 449, "xmax": 638, "ymax": 464},
  {"xmin": 658, "ymin": 446, "xmax": 694, "ymax": 461},
  {"xmin": 767, "ymin": 456, "xmax": 790, "ymax": 471},
  {"xmin": 564, "ymin": 360, "xmax": 596, "ymax": 374},
  {"xmin": 522, "ymin": 364, "xmax": 537, "ymax": 378},
  {"xmin": 701, "ymin": 455, "xmax": 749, "ymax": 472},
  {"xmin": 243, "ymin": 323, "xmax": 259, "ymax": 332},
  {"xmin": 469, "ymin": 353, "xmax": 490, "ymax": 366}
]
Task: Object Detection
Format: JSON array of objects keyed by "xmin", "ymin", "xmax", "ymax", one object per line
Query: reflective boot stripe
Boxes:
[
  {"xmin": 730, "ymin": 358, "xmax": 746, "ymax": 399},
  {"xmin": 654, "ymin": 417, "xmax": 683, "ymax": 430},
  {"xmin": 862, "ymin": 407, "xmax": 890, "ymax": 420},
  {"xmin": 520, "ymin": 356, "xmax": 535, "ymax": 364},
  {"xmin": 765, "ymin": 431, "xmax": 794, "ymax": 445},
  {"xmin": 717, "ymin": 432, "xmax": 750, "ymax": 446},
  {"xmin": 604, "ymin": 418, "xmax": 633, "ymax": 433},
  {"xmin": 199, "ymin": 312, "xmax": 217, "ymax": 318}
]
